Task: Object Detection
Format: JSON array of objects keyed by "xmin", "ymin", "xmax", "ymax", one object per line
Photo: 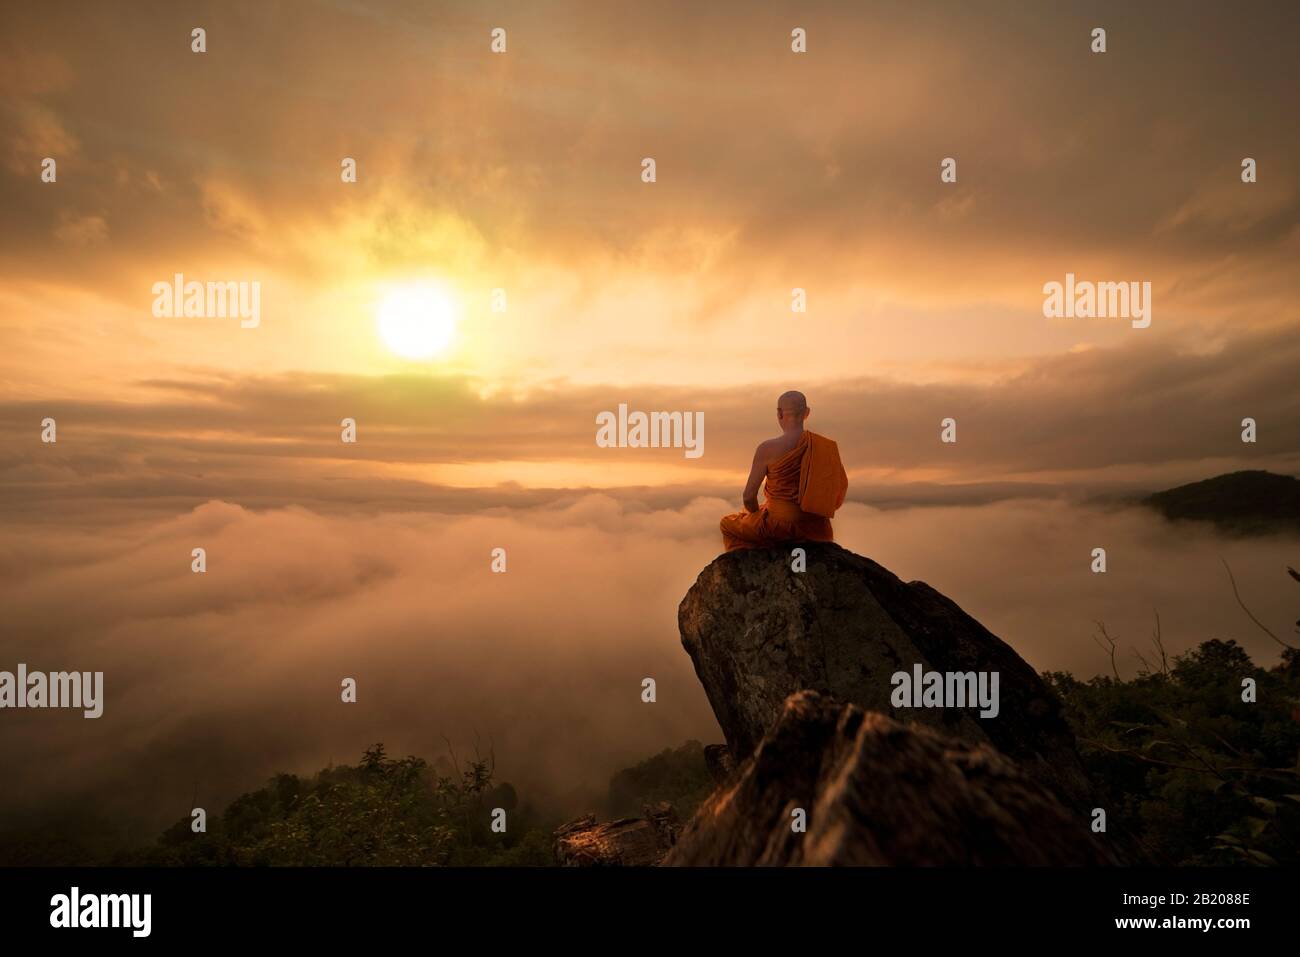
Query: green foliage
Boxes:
[
  {"xmin": 1045, "ymin": 639, "xmax": 1300, "ymax": 865},
  {"xmin": 68, "ymin": 739, "xmax": 714, "ymax": 867},
  {"xmin": 116, "ymin": 743, "xmax": 554, "ymax": 867},
  {"xmin": 22, "ymin": 636, "xmax": 1300, "ymax": 868},
  {"xmin": 606, "ymin": 740, "xmax": 714, "ymax": 820}
]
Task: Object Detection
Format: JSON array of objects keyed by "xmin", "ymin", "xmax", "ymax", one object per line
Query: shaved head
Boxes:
[
  {"xmin": 775, "ymin": 390, "xmax": 810, "ymax": 434},
  {"xmin": 777, "ymin": 391, "xmax": 808, "ymax": 412}
]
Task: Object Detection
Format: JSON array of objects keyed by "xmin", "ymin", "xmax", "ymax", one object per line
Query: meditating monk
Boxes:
[{"xmin": 719, "ymin": 391, "xmax": 848, "ymax": 552}]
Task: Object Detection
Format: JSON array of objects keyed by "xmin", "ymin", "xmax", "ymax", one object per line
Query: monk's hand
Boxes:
[{"xmin": 743, "ymin": 497, "xmax": 760, "ymax": 513}]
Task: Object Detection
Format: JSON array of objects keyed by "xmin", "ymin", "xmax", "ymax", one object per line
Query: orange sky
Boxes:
[{"xmin": 2, "ymin": 0, "xmax": 1298, "ymax": 499}]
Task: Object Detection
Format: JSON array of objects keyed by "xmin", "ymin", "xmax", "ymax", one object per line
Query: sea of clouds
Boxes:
[{"xmin": 1, "ymin": 494, "xmax": 1296, "ymax": 847}]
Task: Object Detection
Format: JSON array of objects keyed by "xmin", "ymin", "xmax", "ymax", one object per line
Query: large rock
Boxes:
[
  {"xmin": 678, "ymin": 543, "xmax": 1093, "ymax": 809},
  {"xmin": 553, "ymin": 802, "xmax": 681, "ymax": 866},
  {"xmin": 665, "ymin": 691, "xmax": 1118, "ymax": 866}
]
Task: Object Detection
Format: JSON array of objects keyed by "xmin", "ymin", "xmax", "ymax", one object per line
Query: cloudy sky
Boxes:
[
  {"xmin": 1, "ymin": 1, "xmax": 1297, "ymax": 841},
  {"xmin": 2, "ymin": 0, "xmax": 1297, "ymax": 497}
]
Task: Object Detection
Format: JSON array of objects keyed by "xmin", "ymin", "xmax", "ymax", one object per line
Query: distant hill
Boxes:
[
  {"xmin": 1144, "ymin": 471, "xmax": 1300, "ymax": 535},
  {"xmin": 605, "ymin": 740, "xmax": 714, "ymax": 820}
]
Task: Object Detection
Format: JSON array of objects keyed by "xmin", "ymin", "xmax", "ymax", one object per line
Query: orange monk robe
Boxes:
[{"xmin": 719, "ymin": 431, "xmax": 848, "ymax": 552}]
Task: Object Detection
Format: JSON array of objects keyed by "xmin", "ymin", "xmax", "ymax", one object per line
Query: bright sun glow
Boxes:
[{"xmin": 377, "ymin": 283, "xmax": 459, "ymax": 360}]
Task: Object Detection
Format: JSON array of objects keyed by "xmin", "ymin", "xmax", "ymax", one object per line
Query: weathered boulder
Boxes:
[
  {"xmin": 665, "ymin": 691, "xmax": 1118, "ymax": 866},
  {"xmin": 678, "ymin": 543, "xmax": 1094, "ymax": 809},
  {"xmin": 553, "ymin": 802, "xmax": 681, "ymax": 866}
]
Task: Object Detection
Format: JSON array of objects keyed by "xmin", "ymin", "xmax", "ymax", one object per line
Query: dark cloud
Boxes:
[{"xmin": 2, "ymin": 0, "xmax": 1297, "ymax": 308}]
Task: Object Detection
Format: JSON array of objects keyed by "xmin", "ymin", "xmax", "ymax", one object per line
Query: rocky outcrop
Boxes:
[
  {"xmin": 554, "ymin": 802, "xmax": 681, "ymax": 866},
  {"xmin": 665, "ymin": 691, "xmax": 1118, "ymax": 866},
  {"xmin": 678, "ymin": 543, "xmax": 1094, "ymax": 810},
  {"xmin": 559, "ymin": 543, "xmax": 1123, "ymax": 866}
]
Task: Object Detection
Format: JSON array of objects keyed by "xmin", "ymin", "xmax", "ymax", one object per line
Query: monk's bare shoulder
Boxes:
[{"xmin": 754, "ymin": 437, "xmax": 784, "ymax": 464}]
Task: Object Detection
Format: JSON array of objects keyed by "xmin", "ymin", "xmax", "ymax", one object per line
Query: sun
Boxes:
[{"xmin": 376, "ymin": 283, "xmax": 459, "ymax": 360}]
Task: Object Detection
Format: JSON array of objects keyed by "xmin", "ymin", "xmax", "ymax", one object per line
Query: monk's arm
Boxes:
[{"xmin": 741, "ymin": 444, "xmax": 766, "ymax": 512}]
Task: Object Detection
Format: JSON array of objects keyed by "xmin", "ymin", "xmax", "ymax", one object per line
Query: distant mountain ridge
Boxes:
[{"xmin": 1144, "ymin": 470, "xmax": 1300, "ymax": 534}]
